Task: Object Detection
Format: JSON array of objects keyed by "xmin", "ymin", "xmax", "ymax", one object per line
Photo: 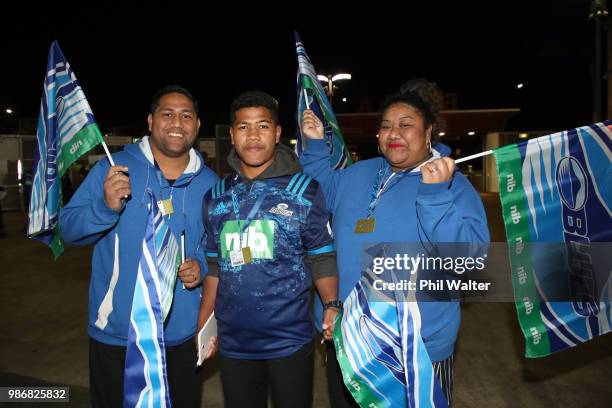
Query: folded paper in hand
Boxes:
[{"xmin": 197, "ymin": 313, "xmax": 217, "ymax": 366}]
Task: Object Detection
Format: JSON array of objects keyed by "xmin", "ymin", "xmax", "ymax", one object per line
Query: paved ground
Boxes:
[{"xmin": 0, "ymin": 194, "xmax": 610, "ymax": 407}]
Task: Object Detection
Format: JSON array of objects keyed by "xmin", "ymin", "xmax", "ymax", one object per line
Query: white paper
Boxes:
[
  {"xmin": 197, "ymin": 312, "xmax": 217, "ymax": 366},
  {"xmin": 181, "ymin": 233, "xmax": 186, "ymax": 290},
  {"xmin": 180, "ymin": 232, "xmax": 186, "ymax": 263}
]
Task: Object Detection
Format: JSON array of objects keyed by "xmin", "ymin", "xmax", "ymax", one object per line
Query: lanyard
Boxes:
[
  {"xmin": 230, "ymin": 179, "xmax": 271, "ymax": 234},
  {"xmin": 153, "ymin": 161, "xmax": 176, "ymax": 216},
  {"xmin": 365, "ymin": 162, "xmax": 407, "ymax": 219}
]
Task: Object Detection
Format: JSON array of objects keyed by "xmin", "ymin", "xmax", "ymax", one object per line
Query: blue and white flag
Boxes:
[
  {"xmin": 28, "ymin": 41, "xmax": 104, "ymax": 257},
  {"xmin": 334, "ymin": 244, "xmax": 448, "ymax": 407},
  {"xmin": 124, "ymin": 190, "xmax": 181, "ymax": 408},
  {"xmin": 495, "ymin": 120, "xmax": 612, "ymax": 357},
  {"xmin": 295, "ymin": 32, "xmax": 352, "ymax": 170}
]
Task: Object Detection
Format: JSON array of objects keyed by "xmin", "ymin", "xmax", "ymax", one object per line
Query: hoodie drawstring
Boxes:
[{"xmin": 140, "ymin": 166, "xmax": 151, "ymax": 207}]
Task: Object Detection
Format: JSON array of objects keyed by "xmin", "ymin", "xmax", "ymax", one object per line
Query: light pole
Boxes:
[
  {"xmin": 317, "ymin": 73, "xmax": 351, "ymax": 105},
  {"xmin": 590, "ymin": 0, "xmax": 609, "ymax": 122}
]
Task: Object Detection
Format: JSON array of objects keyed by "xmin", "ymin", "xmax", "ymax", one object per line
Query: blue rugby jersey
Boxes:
[{"xmin": 204, "ymin": 172, "xmax": 334, "ymax": 359}]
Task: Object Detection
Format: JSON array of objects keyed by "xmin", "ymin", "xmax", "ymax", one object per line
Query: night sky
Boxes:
[{"xmin": 0, "ymin": 1, "xmax": 603, "ymax": 138}]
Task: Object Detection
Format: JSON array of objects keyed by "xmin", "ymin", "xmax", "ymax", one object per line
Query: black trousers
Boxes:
[
  {"xmin": 219, "ymin": 342, "xmax": 314, "ymax": 408},
  {"xmin": 89, "ymin": 337, "xmax": 204, "ymax": 408},
  {"xmin": 326, "ymin": 343, "xmax": 454, "ymax": 407}
]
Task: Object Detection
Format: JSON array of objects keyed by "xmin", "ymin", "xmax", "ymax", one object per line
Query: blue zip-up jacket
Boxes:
[
  {"xmin": 300, "ymin": 139, "xmax": 489, "ymax": 362},
  {"xmin": 60, "ymin": 137, "xmax": 218, "ymax": 346}
]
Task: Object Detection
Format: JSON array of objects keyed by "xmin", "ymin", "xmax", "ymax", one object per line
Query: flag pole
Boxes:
[
  {"xmin": 455, "ymin": 150, "xmax": 493, "ymax": 164},
  {"xmin": 101, "ymin": 140, "xmax": 116, "ymax": 166},
  {"xmin": 303, "ymin": 89, "xmax": 310, "ymax": 109},
  {"xmin": 417, "ymin": 149, "xmax": 493, "ymax": 170},
  {"xmin": 101, "ymin": 139, "xmax": 126, "ymax": 201}
]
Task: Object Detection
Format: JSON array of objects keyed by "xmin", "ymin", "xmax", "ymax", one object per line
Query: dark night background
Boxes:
[
  {"xmin": 0, "ymin": 5, "xmax": 611, "ymax": 406},
  {"xmin": 0, "ymin": 1, "xmax": 606, "ymax": 138}
]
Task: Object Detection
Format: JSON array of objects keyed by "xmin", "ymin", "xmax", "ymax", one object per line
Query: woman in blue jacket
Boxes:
[{"xmin": 299, "ymin": 79, "xmax": 490, "ymax": 407}]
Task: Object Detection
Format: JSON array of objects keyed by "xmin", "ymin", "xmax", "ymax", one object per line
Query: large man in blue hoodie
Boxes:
[{"xmin": 60, "ymin": 85, "xmax": 218, "ymax": 407}]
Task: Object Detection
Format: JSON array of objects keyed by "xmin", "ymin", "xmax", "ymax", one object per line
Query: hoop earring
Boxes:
[
  {"xmin": 427, "ymin": 140, "xmax": 431, "ymax": 154},
  {"xmin": 377, "ymin": 144, "xmax": 383, "ymax": 155}
]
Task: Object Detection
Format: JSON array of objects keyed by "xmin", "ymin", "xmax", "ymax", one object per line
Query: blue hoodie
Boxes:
[
  {"xmin": 60, "ymin": 137, "xmax": 218, "ymax": 346},
  {"xmin": 300, "ymin": 139, "xmax": 489, "ymax": 362}
]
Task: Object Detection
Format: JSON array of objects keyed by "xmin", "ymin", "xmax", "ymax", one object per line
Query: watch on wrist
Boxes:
[{"xmin": 323, "ymin": 299, "xmax": 343, "ymax": 311}]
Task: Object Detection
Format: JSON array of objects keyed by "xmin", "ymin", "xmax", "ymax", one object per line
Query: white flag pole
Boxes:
[
  {"xmin": 101, "ymin": 140, "xmax": 116, "ymax": 166},
  {"xmin": 102, "ymin": 139, "xmax": 128, "ymax": 200},
  {"xmin": 417, "ymin": 149, "xmax": 494, "ymax": 171},
  {"xmin": 300, "ymin": 89, "xmax": 311, "ymax": 151},
  {"xmin": 455, "ymin": 150, "xmax": 493, "ymax": 164}
]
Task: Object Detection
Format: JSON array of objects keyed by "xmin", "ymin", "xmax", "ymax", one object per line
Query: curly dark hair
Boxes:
[
  {"xmin": 380, "ymin": 78, "xmax": 445, "ymax": 143},
  {"xmin": 229, "ymin": 91, "xmax": 279, "ymax": 125}
]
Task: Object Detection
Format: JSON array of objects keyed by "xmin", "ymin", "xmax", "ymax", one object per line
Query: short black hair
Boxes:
[
  {"xmin": 229, "ymin": 91, "xmax": 279, "ymax": 125},
  {"xmin": 150, "ymin": 85, "xmax": 199, "ymax": 116}
]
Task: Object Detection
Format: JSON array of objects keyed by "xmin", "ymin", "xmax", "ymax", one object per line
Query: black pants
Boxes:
[
  {"xmin": 326, "ymin": 343, "xmax": 454, "ymax": 407},
  {"xmin": 89, "ymin": 337, "xmax": 204, "ymax": 408},
  {"xmin": 219, "ymin": 342, "xmax": 314, "ymax": 408}
]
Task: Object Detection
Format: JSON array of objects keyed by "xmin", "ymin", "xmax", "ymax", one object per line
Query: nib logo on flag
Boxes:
[
  {"xmin": 28, "ymin": 41, "xmax": 104, "ymax": 258},
  {"xmin": 494, "ymin": 120, "xmax": 612, "ymax": 358}
]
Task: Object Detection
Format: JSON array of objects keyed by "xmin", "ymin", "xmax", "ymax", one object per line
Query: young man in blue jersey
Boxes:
[
  {"xmin": 60, "ymin": 85, "xmax": 218, "ymax": 407},
  {"xmin": 197, "ymin": 91, "xmax": 340, "ymax": 408}
]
